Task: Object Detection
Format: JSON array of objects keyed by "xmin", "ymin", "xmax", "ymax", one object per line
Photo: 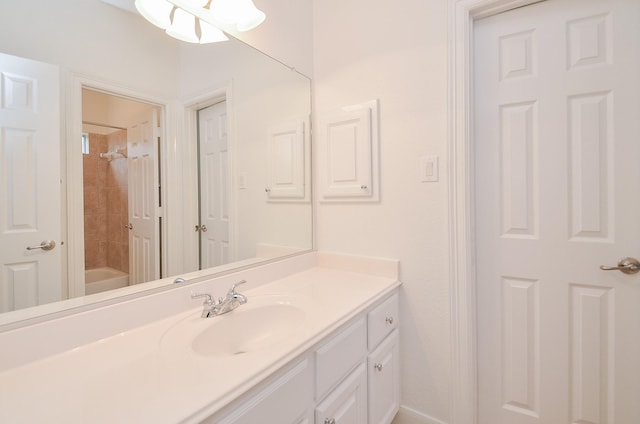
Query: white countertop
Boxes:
[{"xmin": 0, "ymin": 262, "xmax": 399, "ymax": 423}]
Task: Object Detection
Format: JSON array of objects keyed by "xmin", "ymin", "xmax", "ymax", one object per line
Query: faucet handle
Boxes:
[
  {"xmin": 191, "ymin": 292, "xmax": 214, "ymax": 305},
  {"xmin": 228, "ymin": 280, "xmax": 247, "ymax": 295}
]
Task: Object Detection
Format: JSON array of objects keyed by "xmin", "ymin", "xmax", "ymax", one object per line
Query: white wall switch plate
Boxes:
[
  {"xmin": 238, "ymin": 173, "xmax": 247, "ymax": 189},
  {"xmin": 419, "ymin": 155, "xmax": 439, "ymax": 182}
]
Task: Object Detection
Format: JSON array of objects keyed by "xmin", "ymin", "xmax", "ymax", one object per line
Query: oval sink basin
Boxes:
[{"xmin": 191, "ymin": 304, "xmax": 305, "ymax": 357}]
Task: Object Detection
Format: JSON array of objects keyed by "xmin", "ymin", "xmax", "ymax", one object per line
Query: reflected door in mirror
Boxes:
[
  {"xmin": 127, "ymin": 108, "xmax": 161, "ymax": 284},
  {"xmin": 198, "ymin": 102, "xmax": 233, "ymax": 269},
  {"xmin": 0, "ymin": 53, "xmax": 62, "ymax": 312}
]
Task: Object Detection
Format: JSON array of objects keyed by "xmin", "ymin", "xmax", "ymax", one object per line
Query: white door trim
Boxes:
[
  {"xmin": 66, "ymin": 73, "xmax": 171, "ymax": 297},
  {"xmin": 447, "ymin": 1, "xmax": 544, "ymax": 423}
]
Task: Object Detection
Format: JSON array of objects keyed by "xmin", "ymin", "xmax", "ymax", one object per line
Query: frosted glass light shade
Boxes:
[
  {"xmin": 236, "ymin": 8, "xmax": 266, "ymax": 32},
  {"xmin": 199, "ymin": 19, "xmax": 229, "ymax": 44},
  {"xmin": 135, "ymin": 0, "xmax": 247, "ymax": 43},
  {"xmin": 166, "ymin": 7, "xmax": 199, "ymax": 43},
  {"xmin": 208, "ymin": 0, "xmax": 266, "ymax": 31},
  {"xmin": 135, "ymin": 0, "xmax": 173, "ymax": 29},
  {"xmin": 181, "ymin": 0, "xmax": 209, "ymax": 7}
]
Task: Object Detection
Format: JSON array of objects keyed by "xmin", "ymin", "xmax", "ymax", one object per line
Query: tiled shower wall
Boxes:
[{"xmin": 83, "ymin": 131, "xmax": 129, "ymax": 273}]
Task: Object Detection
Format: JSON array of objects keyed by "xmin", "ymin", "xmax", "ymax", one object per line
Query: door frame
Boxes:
[
  {"xmin": 66, "ymin": 72, "xmax": 171, "ymax": 297},
  {"xmin": 447, "ymin": 1, "xmax": 544, "ymax": 423},
  {"xmin": 181, "ymin": 83, "xmax": 236, "ymax": 272}
]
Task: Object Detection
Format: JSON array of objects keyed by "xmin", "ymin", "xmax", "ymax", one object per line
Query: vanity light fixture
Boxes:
[
  {"xmin": 134, "ymin": 0, "xmax": 266, "ymax": 44},
  {"xmin": 208, "ymin": 0, "xmax": 266, "ymax": 32}
]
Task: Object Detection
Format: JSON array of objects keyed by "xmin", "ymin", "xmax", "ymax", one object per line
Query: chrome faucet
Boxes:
[{"xmin": 191, "ymin": 280, "xmax": 248, "ymax": 318}]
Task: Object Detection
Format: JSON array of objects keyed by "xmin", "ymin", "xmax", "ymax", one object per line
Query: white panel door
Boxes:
[
  {"xmin": 127, "ymin": 108, "xmax": 160, "ymax": 284},
  {"xmin": 198, "ymin": 102, "xmax": 231, "ymax": 268},
  {"xmin": 0, "ymin": 52, "xmax": 61, "ymax": 312},
  {"xmin": 475, "ymin": 0, "xmax": 640, "ymax": 423}
]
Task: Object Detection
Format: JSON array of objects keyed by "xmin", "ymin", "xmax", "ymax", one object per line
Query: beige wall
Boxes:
[
  {"xmin": 312, "ymin": 1, "xmax": 451, "ymax": 422},
  {"xmin": 0, "ymin": 0, "xmax": 180, "ymax": 99},
  {"xmin": 225, "ymin": 0, "xmax": 314, "ymax": 77}
]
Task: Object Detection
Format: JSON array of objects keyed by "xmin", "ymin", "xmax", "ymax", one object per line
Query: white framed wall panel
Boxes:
[
  {"xmin": 318, "ymin": 100, "xmax": 380, "ymax": 202},
  {"xmin": 266, "ymin": 116, "xmax": 310, "ymax": 202}
]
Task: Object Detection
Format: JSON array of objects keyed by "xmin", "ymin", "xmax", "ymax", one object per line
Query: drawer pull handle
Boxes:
[
  {"xmin": 374, "ymin": 363, "xmax": 383, "ymax": 372},
  {"xmin": 324, "ymin": 419, "xmax": 336, "ymax": 424},
  {"xmin": 385, "ymin": 316, "xmax": 394, "ymax": 325}
]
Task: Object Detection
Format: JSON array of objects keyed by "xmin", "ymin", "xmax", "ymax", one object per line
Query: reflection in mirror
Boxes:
[
  {"xmin": 0, "ymin": 0, "xmax": 312, "ymax": 326},
  {"xmin": 81, "ymin": 89, "xmax": 161, "ymax": 292}
]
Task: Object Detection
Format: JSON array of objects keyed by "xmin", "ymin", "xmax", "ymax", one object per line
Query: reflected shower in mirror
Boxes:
[{"xmin": 0, "ymin": 0, "xmax": 312, "ymax": 326}]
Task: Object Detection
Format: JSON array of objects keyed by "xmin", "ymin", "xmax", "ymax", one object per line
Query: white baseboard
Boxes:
[{"xmin": 392, "ymin": 406, "xmax": 447, "ymax": 424}]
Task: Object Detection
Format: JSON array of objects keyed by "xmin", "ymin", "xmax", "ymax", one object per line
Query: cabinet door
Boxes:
[
  {"xmin": 210, "ymin": 358, "xmax": 313, "ymax": 424},
  {"xmin": 315, "ymin": 362, "xmax": 367, "ymax": 424},
  {"xmin": 316, "ymin": 318, "xmax": 367, "ymax": 399},
  {"xmin": 367, "ymin": 293, "xmax": 399, "ymax": 350},
  {"xmin": 368, "ymin": 330, "xmax": 400, "ymax": 424},
  {"xmin": 318, "ymin": 100, "xmax": 379, "ymax": 202},
  {"xmin": 265, "ymin": 117, "xmax": 309, "ymax": 201}
]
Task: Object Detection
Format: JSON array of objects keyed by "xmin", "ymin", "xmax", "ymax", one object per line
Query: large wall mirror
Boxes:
[{"xmin": 0, "ymin": 0, "xmax": 312, "ymax": 326}]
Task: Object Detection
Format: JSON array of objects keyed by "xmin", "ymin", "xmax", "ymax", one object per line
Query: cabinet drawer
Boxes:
[
  {"xmin": 367, "ymin": 293, "xmax": 399, "ymax": 350},
  {"xmin": 315, "ymin": 318, "xmax": 367, "ymax": 399}
]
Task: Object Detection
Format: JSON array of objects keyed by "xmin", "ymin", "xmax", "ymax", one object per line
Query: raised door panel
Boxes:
[{"xmin": 315, "ymin": 363, "xmax": 367, "ymax": 424}]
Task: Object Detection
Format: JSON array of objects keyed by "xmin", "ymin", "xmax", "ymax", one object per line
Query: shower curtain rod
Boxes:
[{"xmin": 82, "ymin": 120, "xmax": 127, "ymax": 130}]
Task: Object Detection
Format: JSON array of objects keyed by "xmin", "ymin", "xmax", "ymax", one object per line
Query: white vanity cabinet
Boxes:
[{"xmin": 208, "ymin": 290, "xmax": 399, "ymax": 424}]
